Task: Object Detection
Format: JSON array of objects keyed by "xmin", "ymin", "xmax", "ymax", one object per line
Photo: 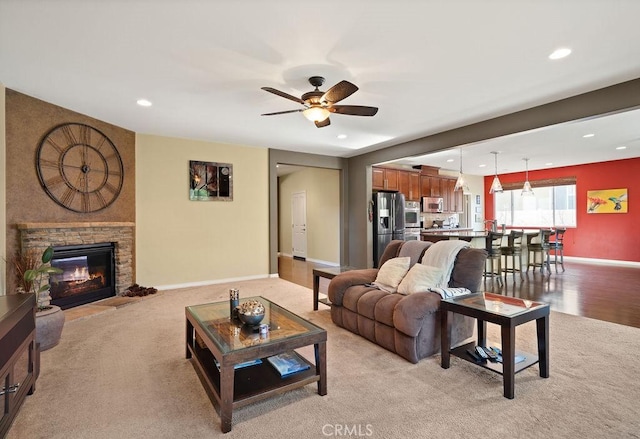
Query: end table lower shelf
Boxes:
[{"xmin": 450, "ymin": 341, "xmax": 539, "ymax": 375}]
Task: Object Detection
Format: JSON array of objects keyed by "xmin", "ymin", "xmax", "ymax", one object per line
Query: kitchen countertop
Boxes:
[
  {"xmin": 420, "ymin": 227, "xmax": 474, "ymax": 233},
  {"xmin": 421, "ymin": 230, "xmax": 487, "ymax": 238}
]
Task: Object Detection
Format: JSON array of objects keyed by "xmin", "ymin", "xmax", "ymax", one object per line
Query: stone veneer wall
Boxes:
[{"xmin": 17, "ymin": 222, "xmax": 135, "ymax": 296}]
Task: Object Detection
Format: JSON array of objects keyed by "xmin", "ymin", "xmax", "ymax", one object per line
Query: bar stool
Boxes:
[
  {"xmin": 549, "ymin": 228, "xmax": 566, "ymax": 272},
  {"xmin": 483, "ymin": 231, "xmax": 503, "ymax": 286},
  {"xmin": 526, "ymin": 229, "xmax": 552, "ymax": 275},
  {"xmin": 501, "ymin": 230, "xmax": 524, "ymax": 282}
]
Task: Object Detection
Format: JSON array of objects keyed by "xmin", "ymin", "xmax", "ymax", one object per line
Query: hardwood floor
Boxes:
[{"xmin": 278, "ymin": 256, "xmax": 640, "ymax": 329}]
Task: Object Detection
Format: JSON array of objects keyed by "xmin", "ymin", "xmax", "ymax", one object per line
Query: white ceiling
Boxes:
[{"xmin": 1, "ymin": 0, "xmax": 640, "ymax": 175}]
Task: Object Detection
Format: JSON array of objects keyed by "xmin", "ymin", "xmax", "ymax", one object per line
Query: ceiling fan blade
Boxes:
[
  {"xmin": 261, "ymin": 109, "xmax": 304, "ymax": 116},
  {"xmin": 261, "ymin": 87, "xmax": 305, "ymax": 105},
  {"xmin": 321, "ymin": 81, "xmax": 358, "ymax": 104},
  {"xmin": 315, "ymin": 118, "xmax": 331, "ymax": 128},
  {"xmin": 329, "ymin": 105, "xmax": 378, "ymax": 116}
]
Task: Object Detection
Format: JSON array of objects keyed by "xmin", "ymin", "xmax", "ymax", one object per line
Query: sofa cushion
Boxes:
[
  {"xmin": 373, "ymin": 257, "xmax": 410, "ymax": 293},
  {"xmin": 397, "ymin": 264, "xmax": 444, "ymax": 295},
  {"xmin": 357, "ymin": 289, "xmax": 391, "ymax": 320},
  {"xmin": 378, "ymin": 240, "xmax": 405, "ymax": 267},
  {"xmin": 397, "ymin": 240, "xmax": 432, "ymax": 267},
  {"xmin": 373, "ymin": 294, "xmax": 404, "ymax": 327},
  {"xmin": 448, "ymin": 248, "xmax": 489, "ymax": 292}
]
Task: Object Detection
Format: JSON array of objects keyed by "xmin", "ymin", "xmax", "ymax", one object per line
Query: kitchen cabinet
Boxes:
[
  {"xmin": 372, "ymin": 167, "xmax": 399, "ymax": 191},
  {"xmin": 398, "ymin": 171, "xmax": 420, "ymax": 201},
  {"xmin": 451, "ymin": 182, "xmax": 464, "ymax": 213},
  {"xmin": 420, "ymin": 174, "xmax": 461, "ymax": 213},
  {"xmin": 0, "ymin": 294, "xmax": 38, "ymax": 438},
  {"xmin": 421, "ymin": 175, "xmax": 446, "ymax": 198}
]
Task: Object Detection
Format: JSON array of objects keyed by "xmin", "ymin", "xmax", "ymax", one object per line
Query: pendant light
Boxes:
[
  {"xmin": 489, "ymin": 151, "xmax": 503, "ymax": 194},
  {"xmin": 521, "ymin": 158, "xmax": 534, "ymax": 196},
  {"xmin": 454, "ymin": 148, "xmax": 471, "ymax": 194}
]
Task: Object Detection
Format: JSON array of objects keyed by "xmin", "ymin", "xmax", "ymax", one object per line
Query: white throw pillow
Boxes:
[
  {"xmin": 373, "ymin": 257, "xmax": 411, "ymax": 293},
  {"xmin": 397, "ymin": 264, "xmax": 444, "ymax": 295}
]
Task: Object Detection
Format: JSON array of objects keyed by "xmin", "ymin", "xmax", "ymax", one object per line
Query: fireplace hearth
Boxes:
[{"xmin": 50, "ymin": 243, "xmax": 116, "ymax": 309}]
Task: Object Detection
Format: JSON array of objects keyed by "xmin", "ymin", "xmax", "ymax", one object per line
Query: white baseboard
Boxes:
[
  {"xmin": 278, "ymin": 253, "xmax": 339, "ymax": 266},
  {"xmin": 564, "ymin": 256, "xmax": 640, "ymax": 268},
  {"xmin": 306, "ymin": 257, "xmax": 340, "ymax": 267},
  {"xmin": 155, "ymin": 274, "xmax": 271, "ymax": 291}
]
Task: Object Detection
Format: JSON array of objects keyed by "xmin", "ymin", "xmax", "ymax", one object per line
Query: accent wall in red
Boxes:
[{"xmin": 484, "ymin": 157, "xmax": 639, "ymax": 262}]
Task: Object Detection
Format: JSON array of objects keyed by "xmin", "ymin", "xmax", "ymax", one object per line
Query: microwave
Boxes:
[{"xmin": 422, "ymin": 197, "xmax": 443, "ymax": 213}]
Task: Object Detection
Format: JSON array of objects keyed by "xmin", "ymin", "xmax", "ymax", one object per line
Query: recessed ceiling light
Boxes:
[
  {"xmin": 337, "ymin": 134, "xmax": 347, "ymax": 139},
  {"xmin": 446, "ymin": 159, "xmax": 454, "ymax": 163},
  {"xmin": 136, "ymin": 99, "xmax": 152, "ymax": 107},
  {"xmin": 616, "ymin": 146, "xmax": 627, "ymax": 150},
  {"xmin": 545, "ymin": 162, "xmax": 553, "ymax": 166},
  {"xmin": 478, "ymin": 164, "xmax": 486, "ymax": 168},
  {"xmin": 549, "ymin": 48, "xmax": 572, "ymax": 60},
  {"xmin": 582, "ymin": 133, "xmax": 595, "ymax": 138}
]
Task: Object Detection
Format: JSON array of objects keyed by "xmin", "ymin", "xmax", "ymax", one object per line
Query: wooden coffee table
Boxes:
[
  {"xmin": 186, "ymin": 296, "xmax": 327, "ymax": 433},
  {"xmin": 440, "ymin": 292, "xmax": 550, "ymax": 399}
]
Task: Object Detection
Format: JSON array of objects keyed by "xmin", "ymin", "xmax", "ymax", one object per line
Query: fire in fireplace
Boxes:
[{"xmin": 49, "ymin": 242, "xmax": 116, "ymax": 309}]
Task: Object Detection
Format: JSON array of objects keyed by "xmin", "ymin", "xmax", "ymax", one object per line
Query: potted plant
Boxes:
[{"xmin": 14, "ymin": 246, "xmax": 66, "ymax": 351}]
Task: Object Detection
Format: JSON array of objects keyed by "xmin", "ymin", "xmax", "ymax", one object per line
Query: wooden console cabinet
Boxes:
[{"xmin": 0, "ymin": 294, "xmax": 38, "ymax": 437}]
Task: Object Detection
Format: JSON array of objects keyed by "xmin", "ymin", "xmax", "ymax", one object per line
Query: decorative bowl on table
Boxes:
[{"xmin": 236, "ymin": 299, "xmax": 265, "ymax": 326}]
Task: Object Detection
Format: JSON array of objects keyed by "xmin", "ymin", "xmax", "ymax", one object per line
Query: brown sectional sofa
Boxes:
[{"xmin": 328, "ymin": 240, "xmax": 488, "ymax": 363}]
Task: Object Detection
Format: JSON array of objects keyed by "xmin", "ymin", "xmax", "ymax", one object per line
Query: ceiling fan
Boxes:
[{"xmin": 261, "ymin": 76, "xmax": 378, "ymax": 128}]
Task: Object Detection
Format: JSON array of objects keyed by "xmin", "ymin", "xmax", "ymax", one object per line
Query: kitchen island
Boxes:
[{"xmin": 420, "ymin": 230, "xmax": 488, "ymax": 246}]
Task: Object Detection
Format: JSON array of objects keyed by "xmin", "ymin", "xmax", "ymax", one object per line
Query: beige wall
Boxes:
[
  {"xmin": 0, "ymin": 83, "xmax": 6, "ymax": 294},
  {"xmin": 278, "ymin": 167, "xmax": 340, "ymax": 264},
  {"xmin": 135, "ymin": 134, "xmax": 269, "ymax": 288}
]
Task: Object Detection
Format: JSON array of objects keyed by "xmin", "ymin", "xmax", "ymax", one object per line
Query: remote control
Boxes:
[
  {"xmin": 475, "ymin": 346, "xmax": 489, "ymax": 359},
  {"xmin": 466, "ymin": 349, "xmax": 482, "ymax": 362},
  {"xmin": 482, "ymin": 347, "xmax": 499, "ymax": 361}
]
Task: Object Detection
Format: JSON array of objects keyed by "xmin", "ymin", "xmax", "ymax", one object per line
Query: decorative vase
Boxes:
[{"xmin": 36, "ymin": 305, "xmax": 65, "ymax": 351}]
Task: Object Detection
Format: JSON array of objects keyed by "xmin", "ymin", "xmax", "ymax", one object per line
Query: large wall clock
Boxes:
[{"xmin": 36, "ymin": 122, "xmax": 124, "ymax": 213}]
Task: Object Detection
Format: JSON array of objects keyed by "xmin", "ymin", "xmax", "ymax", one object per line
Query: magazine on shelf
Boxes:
[
  {"xmin": 214, "ymin": 358, "xmax": 262, "ymax": 371},
  {"xmin": 490, "ymin": 346, "xmax": 526, "ymax": 364},
  {"xmin": 267, "ymin": 351, "xmax": 311, "ymax": 377}
]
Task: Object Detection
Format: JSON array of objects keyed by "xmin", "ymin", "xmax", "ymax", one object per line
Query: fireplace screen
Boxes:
[{"xmin": 49, "ymin": 243, "xmax": 116, "ymax": 309}]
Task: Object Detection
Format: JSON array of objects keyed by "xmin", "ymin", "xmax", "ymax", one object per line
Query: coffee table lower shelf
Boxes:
[
  {"xmin": 450, "ymin": 341, "xmax": 539, "ymax": 375},
  {"xmin": 188, "ymin": 342, "xmax": 319, "ymax": 410}
]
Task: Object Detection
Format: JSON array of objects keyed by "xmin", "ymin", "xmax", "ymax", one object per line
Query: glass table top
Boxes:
[
  {"xmin": 443, "ymin": 292, "xmax": 548, "ymax": 317},
  {"xmin": 187, "ymin": 296, "xmax": 325, "ymax": 354}
]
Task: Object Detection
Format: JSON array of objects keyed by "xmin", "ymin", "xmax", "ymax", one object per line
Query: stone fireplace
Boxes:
[{"xmin": 17, "ymin": 222, "xmax": 135, "ymax": 306}]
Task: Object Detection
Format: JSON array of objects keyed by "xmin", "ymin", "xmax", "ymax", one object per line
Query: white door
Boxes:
[{"xmin": 291, "ymin": 191, "xmax": 307, "ymax": 259}]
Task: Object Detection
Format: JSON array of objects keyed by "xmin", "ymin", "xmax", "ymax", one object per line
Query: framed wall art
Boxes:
[
  {"xmin": 587, "ymin": 188, "xmax": 627, "ymax": 213},
  {"xmin": 189, "ymin": 160, "xmax": 233, "ymax": 201}
]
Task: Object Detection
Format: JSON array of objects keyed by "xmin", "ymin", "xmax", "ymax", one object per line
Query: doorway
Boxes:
[{"xmin": 291, "ymin": 191, "xmax": 307, "ymax": 259}]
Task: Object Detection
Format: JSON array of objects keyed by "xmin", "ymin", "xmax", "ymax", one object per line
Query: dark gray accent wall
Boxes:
[
  {"xmin": 346, "ymin": 78, "xmax": 640, "ymax": 269},
  {"xmin": 268, "ymin": 149, "xmax": 347, "ymax": 274}
]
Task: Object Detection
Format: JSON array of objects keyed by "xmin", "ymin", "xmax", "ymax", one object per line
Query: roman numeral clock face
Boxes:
[{"xmin": 36, "ymin": 123, "xmax": 124, "ymax": 213}]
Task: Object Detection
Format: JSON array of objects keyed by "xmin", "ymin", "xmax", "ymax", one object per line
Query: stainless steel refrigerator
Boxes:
[{"xmin": 373, "ymin": 191, "xmax": 405, "ymax": 267}]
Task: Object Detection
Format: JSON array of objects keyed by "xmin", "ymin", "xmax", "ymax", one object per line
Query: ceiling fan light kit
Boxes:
[
  {"xmin": 303, "ymin": 106, "xmax": 330, "ymax": 122},
  {"xmin": 261, "ymin": 76, "xmax": 378, "ymax": 128}
]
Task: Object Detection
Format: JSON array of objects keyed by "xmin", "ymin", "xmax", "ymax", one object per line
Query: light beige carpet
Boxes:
[{"xmin": 8, "ymin": 278, "xmax": 640, "ymax": 439}]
